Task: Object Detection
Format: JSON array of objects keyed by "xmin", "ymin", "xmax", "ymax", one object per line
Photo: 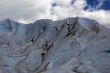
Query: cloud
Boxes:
[
  {"xmin": 0, "ymin": 0, "xmax": 52, "ymax": 23},
  {"xmin": 0, "ymin": 0, "xmax": 110, "ymax": 25},
  {"xmin": 50, "ymin": 0, "xmax": 110, "ymax": 25},
  {"xmin": 82, "ymin": 10, "xmax": 110, "ymax": 25}
]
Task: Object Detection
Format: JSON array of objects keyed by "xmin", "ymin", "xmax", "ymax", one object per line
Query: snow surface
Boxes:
[{"xmin": 0, "ymin": 17, "xmax": 109, "ymax": 73}]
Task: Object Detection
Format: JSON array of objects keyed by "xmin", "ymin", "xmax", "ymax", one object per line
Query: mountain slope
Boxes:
[{"xmin": 0, "ymin": 17, "xmax": 109, "ymax": 73}]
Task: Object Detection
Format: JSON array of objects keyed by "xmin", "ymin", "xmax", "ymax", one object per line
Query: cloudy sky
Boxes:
[{"xmin": 0, "ymin": 0, "xmax": 110, "ymax": 24}]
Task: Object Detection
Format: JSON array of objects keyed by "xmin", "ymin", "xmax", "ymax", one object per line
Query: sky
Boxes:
[{"xmin": 0, "ymin": 0, "xmax": 110, "ymax": 25}]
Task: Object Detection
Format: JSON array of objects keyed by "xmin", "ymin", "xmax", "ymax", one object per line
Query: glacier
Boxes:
[{"xmin": 0, "ymin": 17, "xmax": 109, "ymax": 73}]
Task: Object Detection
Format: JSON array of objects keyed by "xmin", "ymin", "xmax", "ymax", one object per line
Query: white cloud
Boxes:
[
  {"xmin": 0, "ymin": 0, "xmax": 52, "ymax": 23},
  {"xmin": 73, "ymin": 0, "xmax": 87, "ymax": 9},
  {"xmin": 50, "ymin": 0, "xmax": 110, "ymax": 25},
  {"xmin": 0, "ymin": 0, "xmax": 110, "ymax": 25}
]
